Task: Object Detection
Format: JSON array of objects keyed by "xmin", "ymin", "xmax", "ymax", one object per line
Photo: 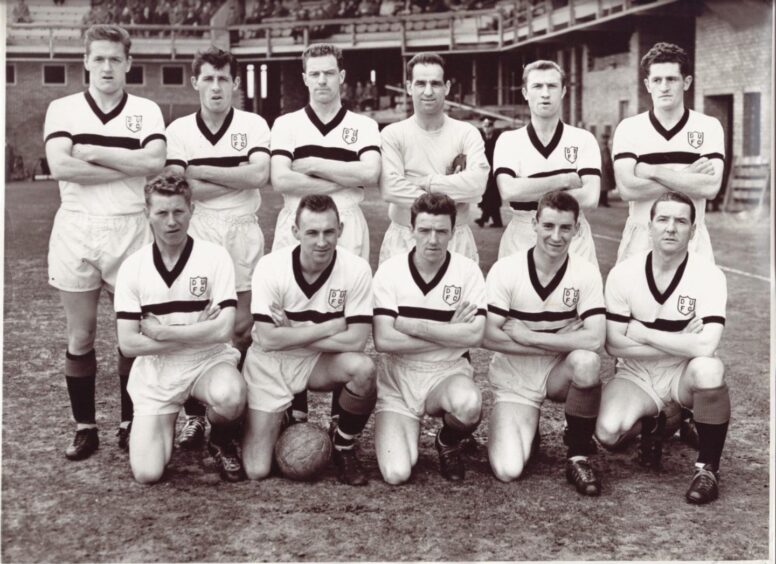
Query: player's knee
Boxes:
[
  {"xmin": 380, "ymin": 462, "xmax": 412, "ymax": 485},
  {"xmin": 131, "ymin": 462, "xmax": 165, "ymax": 485},
  {"xmin": 243, "ymin": 458, "xmax": 272, "ymax": 481},
  {"xmin": 209, "ymin": 376, "xmax": 247, "ymax": 420},
  {"xmin": 687, "ymin": 357, "xmax": 725, "ymax": 390},
  {"xmin": 68, "ymin": 327, "xmax": 96, "ymax": 353},
  {"xmin": 568, "ymin": 350, "xmax": 601, "ymax": 388},
  {"xmin": 344, "ymin": 354, "xmax": 376, "ymax": 390},
  {"xmin": 489, "ymin": 455, "xmax": 524, "ymax": 483},
  {"xmin": 595, "ymin": 412, "xmax": 627, "ymax": 448},
  {"xmin": 448, "ymin": 381, "xmax": 482, "ymax": 423}
]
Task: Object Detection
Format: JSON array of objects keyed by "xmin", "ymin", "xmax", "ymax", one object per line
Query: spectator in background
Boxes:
[
  {"xmin": 362, "ymin": 81, "xmax": 377, "ymax": 110},
  {"xmin": 599, "ymin": 128, "xmax": 614, "ymax": 207},
  {"xmin": 379, "ymin": 0, "xmax": 398, "ymax": 16},
  {"xmin": 169, "ymin": 2, "xmax": 185, "ymax": 28},
  {"xmin": 475, "ymin": 117, "xmax": 503, "ymax": 227},
  {"xmin": 13, "ymin": 0, "xmax": 33, "ymax": 23}
]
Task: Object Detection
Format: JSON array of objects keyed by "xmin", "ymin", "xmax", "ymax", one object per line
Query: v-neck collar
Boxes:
[
  {"xmin": 646, "ymin": 251, "xmax": 688, "ymax": 304},
  {"xmin": 292, "ymin": 245, "xmax": 337, "ymax": 299},
  {"xmin": 527, "ymin": 120, "xmax": 564, "ymax": 159},
  {"xmin": 196, "ymin": 107, "xmax": 234, "ymax": 145},
  {"xmin": 84, "ymin": 90, "xmax": 128, "ymax": 125},
  {"xmin": 153, "ymin": 236, "xmax": 194, "ymax": 288},
  {"xmin": 649, "ymin": 108, "xmax": 689, "ymax": 141},
  {"xmin": 408, "ymin": 248, "xmax": 451, "ymax": 296},
  {"xmin": 304, "ymin": 104, "xmax": 347, "ymax": 136},
  {"xmin": 528, "ymin": 247, "xmax": 568, "ymax": 301}
]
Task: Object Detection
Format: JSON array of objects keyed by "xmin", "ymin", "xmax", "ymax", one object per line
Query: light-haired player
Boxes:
[
  {"xmin": 164, "ymin": 47, "xmax": 271, "ymax": 449},
  {"xmin": 596, "ymin": 192, "xmax": 729, "ymax": 505},
  {"xmin": 373, "ymin": 193, "xmax": 486, "ymax": 484},
  {"xmin": 483, "ymin": 191, "xmax": 605, "ymax": 496},
  {"xmin": 115, "ymin": 174, "xmax": 247, "ymax": 484},
  {"xmin": 242, "ymin": 195, "xmax": 377, "ymax": 486},
  {"xmin": 493, "ymin": 60, "xmax": 600, "ymax": 266},
  {"xmin": 44, "ymin": 24, "xmax": 166, "ymax": 459},
  {"xmin": 379, "ymin": 52, "xmax": 489, "ymax": 265},
  {"xmin": 613, "ymin": 42, "xmax": 724, "ymax": 264}
]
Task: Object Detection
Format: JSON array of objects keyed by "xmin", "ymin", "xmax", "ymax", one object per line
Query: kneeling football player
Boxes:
[
  {"xmin": 373, "ymin": 193, "xmax": 486, "ymax": 484},
  {"xmin": 596, "ymin": 192, "xmax": 729, "ymax": 505},
  {"xmin": 483, "ymin": 191, "xmax": 605, "ymax": 496},
  {"xmin": 241, "ymin": 195, "xmax": 376, "ymax": 485},
  {"xmin": 114, "ymin": 174, "xmax": 247, "ymax": 484}
]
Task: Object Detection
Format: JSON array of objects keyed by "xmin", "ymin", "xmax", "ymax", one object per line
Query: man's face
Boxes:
[
  {"xmin": 481, "ymin": 120, "xmax": 494, "ymax": 137},
  {"xmin": 649, "ymin": 200, "xmax": 695, "ymax": 254},
  {"xmin": 412, "ymin": 212, "xmax": 452, "ymax": 263},
  {"xmin": 292, "ymin": 208, "xmax": 342, "ymax": 268},
  {"xmin": 145, "ymin": 193, "xmax": 192, "ymax": 248},
  {"xmin": 644, "ymin": 62, "xmax": 691, "ymax": 112},
  {"xmin": 84, "ymin": 40, "xmax": 131, "ymax": 95},
  {"xmin": 523, "ymin": 68, "xmax": 565, "ymax": 119},
  {"xmin": 532, "ymin": 206, "xmax": 577, "ymax": 259},
  {"xmin": 192, "ymin": 63, "xmax": 238, "ymax": 114},
  {"xmin": 407, "ymin": 63, "xmax": 449, "ymax": 117},
  {"xmin": 303, "ymin": 55, "xmax": 345, "ymax": 105}
]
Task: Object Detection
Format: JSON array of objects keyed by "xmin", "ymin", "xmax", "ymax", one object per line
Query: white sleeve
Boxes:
[
  {"xmin": 165, "ymin": 119, "xmax": 187, "ymax": 168},
  {"xmin": 493, "ymin": 131, "xmax": 518, "ymax": 179},
  {"xmin": 577, "ymin": 263, "xmax": 605, "ymax": 320},
  {"xmin": 463, "ymin": 260, "xmax": 487, "ymax": 318},
  {"xmin": 372, "ymin": 263, "xmax": 399, "ymax": 318},
  {"xmin": 114, "ymin": 257, "xmax": 142, "ymax": 320},
  {"xmin": 211, "ymin": 246, "xmax": 237, "ymax": 310},
  {"xmin": 270, "ymin": 114, "xmax": 295, "ymax": 160},
  {"xmin": 250, "ymin": 255, "xmax": 279, "ymax": 324},
  {"xmin": 604, "ymin": 264, "xmax": 632, "ymax": 324},
  {"xmin": 578, "ymin": 130, "xmax": 602, "ymax": 179},
  {"xmin": 485, "ymin": 260, "xmax": 512, "ymax": 318},
  {"xmin": 344, "ymin": 259, "xmax": 374, "ymax": 324},
  {"xmin": 248, "ymin": 114, "xmax": 271, "ymax": 160},
  {"xmin": 141, "ymin": 101, "xmax": 167, "ymax": 148},
  {"xmin": 43, "ymin": 99, "xmax": 71, "ymax": 143},
  {"xmin": 612, "ymin": 119, "xmax": 637, "ymax": 162}
]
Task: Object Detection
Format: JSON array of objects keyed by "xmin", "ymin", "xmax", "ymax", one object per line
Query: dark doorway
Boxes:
[{"xmin": 704, "ymin": 94, "xmax": 734, "ymax": 211}]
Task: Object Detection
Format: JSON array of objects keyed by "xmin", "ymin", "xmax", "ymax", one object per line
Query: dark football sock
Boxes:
[
  {"xmin": 334, "ymin": 385, "xmax": 376, "ymax": 450},
  {"xmin": 209, "ymin": 418, "xmax": 239, "ymax": 446},
  {"xmin": 184, "ymin": 396, "xmax": 207, "ymax": 418},
  {"xmin": 438, "ymin": 412, "xmax": 478, "ymax": 447},
  {"xmin": 65, "ymin": 349, "xmax": 97, "ymax": 425},
  {"xmin": 291, "ymin": 390, "xmax": 309, "ymax": 422},
  {"xmin": 330, "ymin": 384, "xmax": 343, "ymax": 418},
  {"xmin": 693, "ymin": 385, "xmax": 731, "ymax": 470},
  {"xmin": 117, "ymin": 348, "xmax": 134, "ymax": 424},
  {"xmin": 565, "ymin": 383, "xmax": 601, "ymax": 457}
]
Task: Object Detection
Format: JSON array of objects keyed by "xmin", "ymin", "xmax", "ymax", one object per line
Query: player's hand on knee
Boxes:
[
  {"xmin": 681, "ymin": 316, "xmax": 703, "ymax": 334},
  {"xmin": 140, "ymin": 313, "xmax": 163, "ymax": 339},
  {"xmin": 269, "ymin": 303, "xmax": 290, "ymax": 327},
  {"xmin": 196, "ymin": 300, "xmax": 221, "ymax": 322},
  {"xmin": 451, "ymin": 301, "xmax": 477, "ymax": 324}
]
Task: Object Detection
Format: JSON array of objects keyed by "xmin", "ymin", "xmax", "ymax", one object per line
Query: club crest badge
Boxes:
[
  {"xmin": 443, "ymin": 285, "xmax": 462, "ymax": 306},
  {"xmin": 564, "ymin": 146, "xmax": 578, "ymax": 164},
  {"xmin": 687, "ymin": 131, "xmax": 704, "ymax": 149},
  {"xmin": 190, "ymin": 276, "xmax": 208, "ymax": 297},
  {"xmin": 328, "ymin": 289, "xmax": 346, "ymax": 309},
  {"xmin": 563, "ymin": 287, "xmax": 579, "ymax": 308},
  {"xmin": 342, "ymin": 128, "xmax": 358, "ymax": 145},
  {"xmin": 125, "ymin": 115, "xmax": 143, "ymax": 133},
  {"xmin": 231, "ymin": 133, "xmax": 247, "ymax": 151},
  {"xmin": 677, "ymin": 295, "xmax": 696, "ymax": 316}
]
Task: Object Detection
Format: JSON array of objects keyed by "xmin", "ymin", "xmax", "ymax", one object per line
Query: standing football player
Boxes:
[
  {"xmin": 596, "ymin": 192, "xmax": 729, "ymax": 504},
  {"xmin": 165, "ymin": 47, "xmax": 271, "ymax": 451},
  {"xmin": 493, "ymin": 60, "xmax": 600, "ymax": 266},
  {"xmin": 44, "ymin": 24, "xmax": 166, "ymax": 459},
  {"xmin": 379, "ymin": 52, "xmax": 489, "ymax": 265},
  {"xmin": 483, "ymin": 191, "xmax": 605, "ymax": 496},
  {"xmin": 241, "ymin": 195, "xmax": 377, "ymax": 486},
  {"xmin": 373, "ymin": 193, "xmax": 486, "ymax": 484},
  {"xmin": 115, "ymin": 174, "xmax": 246, "ymax": 483},
  {"xmin": 612, "ymin": 42, "xmax": 724, "ymax": 263}
]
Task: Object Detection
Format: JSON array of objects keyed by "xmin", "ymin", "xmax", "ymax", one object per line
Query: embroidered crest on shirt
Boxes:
[
  {"xmin": 564, "ymin": 146, "xmax": 578, "ymax": 164},
  {"xmin": 190, "ymin": 276, "xmax": 208, "ymax": 297},
  {"xmin": 443, "ymin": 285, "xmax": 462, "ymax": 306},
  {"xmin": 125, "ymin": 115, "xmax": 143, "ymax": 133},
  {"xmin": 231, "ymin": 133, "xmax": 247, "ymax": 151},
  {"xmin": 328, "ymin": 289, "xmax": 346, "ymax": 309},
  {"xmin": 563, "ymin": 287, "xmax": 579, "ymax": 308},
  {"xmin": 677, "ymin": 295, "xmax": 696, "ymax": 316},
  {"xmin": 342, "ymin": 128, "xmax": 358, "ymax": 145},
  {"xmin": 687, "ymin": 131, "xmax": 704, "ymax": 149}
]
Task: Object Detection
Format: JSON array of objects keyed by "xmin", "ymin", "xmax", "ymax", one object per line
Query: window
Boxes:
[
  {"xmin": 84, "ymin": 66, "xmax": 143, "ymax": 86},
  {"xmin": 6, "ymin": 64, "xmax": 16, "ymax": 85},
  {"xmin": 43, "ymin": 65, "xmax": 66, "ymax": 85},
  {"xmin": 743, "ymin": 92, "xmax": 761, "ymax": 157},
  {"xmin": 162, "ymin": 65, "xmax": 184, "ymax": 86}
]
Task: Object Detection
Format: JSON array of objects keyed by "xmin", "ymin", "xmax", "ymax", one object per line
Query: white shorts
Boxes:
[
  {"xmin": 48, "ymin": 208, "xmax": 151, "ymax": 292},
  {"xmin": 378, "ymin": 221, "xmax": 480, "ymax": 265},
  {"xmin": 613, "ymin": 358, "xmax": 688, "ymax": 412},
  {"xmin": 242, "ymin": 347, "xmax": 322, "ymax": 412},
  {"xmin": 488, "ymin": 351, "xmax": 564, "ymax": 409},
  {"xmin": 376, "ymin": 355, "xmax": 473, "ymax": 420},
  {"xmin": 272, "ymin": 203, "xmax": 369, "ymax": 261},
  {"xmin": 498, "ymin": 210, "xmax": 598, "ymax": 267},
  {"xmin": 128, "ymin": 344, "xmax": 240, "ymax": 416},
  {"xmin": 616, "ymin": 217, "xmax": 714, "ymax": 264},
  {"xmin": 189, "ymin": 209, "xmax": 264, "ymax": 292}
]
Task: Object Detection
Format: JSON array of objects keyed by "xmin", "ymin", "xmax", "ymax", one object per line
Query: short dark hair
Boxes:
[
  {"xmin": 641, "ymin": 42, "xmax": 691, "ymax": 78},
  {"xmin": 410, "ymin": 193, "xmax": 457, "ymax": 229},
  {"xmin": 295, "ymin": 194, "xmax": 341, "ymax": 225},
  {"xmin": 192, "ymin": 47, "xmax": 239, "ymax": 80},
  {"xmin": 84, "ymin": 24, "xmax": 132, "ymax": 58},
  {"xmin": 536, "ymin": 190, "xmax": 579, "ymax": 222},
  {"xmin": 144, "ymin": 173, "xmax": 192, "ymax": 207},
  {"xmin": 407, "ymin": 52, "xmax": 446, "ymax": 81},
  {"xmin": 522, "ymin": 59, "xmax": 566, "ymax": 88},
  {"xmin": 649, "ymin": 191, "xmax": 696, "ymax": 224},
  {"xmin": 302, "ymin": 43, "xmax": 343, "ymax": 72}
]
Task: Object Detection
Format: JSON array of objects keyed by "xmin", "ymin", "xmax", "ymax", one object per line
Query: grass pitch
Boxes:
[{"xmin": 2, "ymin": 180, "xmax": 771, "ymax": 561}]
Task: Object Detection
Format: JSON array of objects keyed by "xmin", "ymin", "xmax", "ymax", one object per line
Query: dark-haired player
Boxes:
[
  {"xmin": 165, "ymin": 47, "xmax": 271, "ymax": 449},
  {"xmin": 44, "ymin": 24, "xmax": 166, "ymax": 459}
]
